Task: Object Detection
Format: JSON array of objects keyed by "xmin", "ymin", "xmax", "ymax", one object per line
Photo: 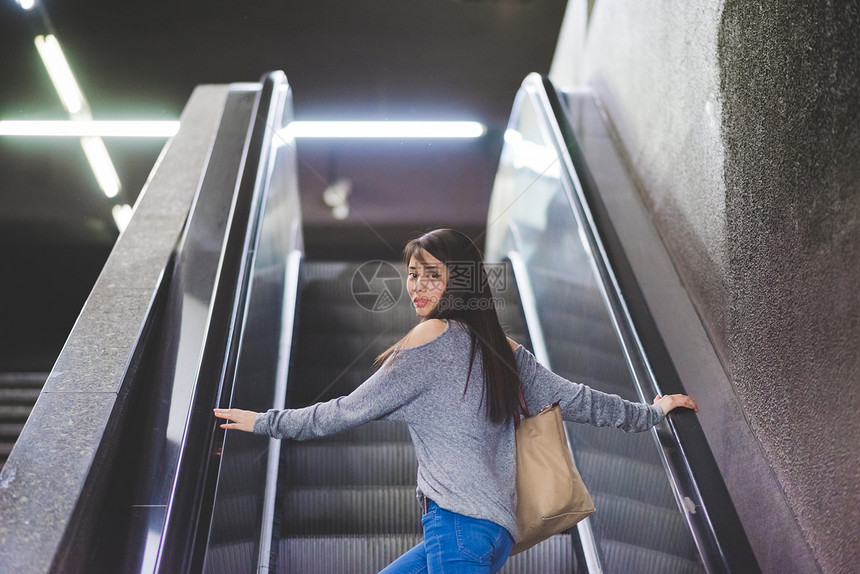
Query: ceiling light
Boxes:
[
  {"xmin": 34, "ymin": 35, "xmax": 85, "ymax": 115},
  {"xmin": 279, "ymin": 121, "xmax": 486, "ymax": 139},
  {"xmin": 16, "ymin": 0, "xmax": 36, "ymax": 9},
  {"xmin": 504, "ymin": 129, "xmax": 524, "ymax": 145},
  {"xmin": 80, "ymin": 137, "xmax": 121, "ymax": 198},
  {"xmin": 112, "ymin": 204, "xmax": 134, "ymax": 233},
  {"xmin": 322, "ymin": 178, "xmax": 351, "ymax": 208},
  {"xmin": 0, "ymin": 120, "xmax": 180, "ymax": 138}
]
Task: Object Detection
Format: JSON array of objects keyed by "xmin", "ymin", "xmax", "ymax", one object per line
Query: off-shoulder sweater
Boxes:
[{"xmin": 254, "ymin": 319, "xmax": 665, "ymax": 538}]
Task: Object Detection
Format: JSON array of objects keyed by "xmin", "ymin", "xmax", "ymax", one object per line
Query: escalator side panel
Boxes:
[
  {"xmin": 85, "ymin": 87, "xmax": 259, "ymax": 573},
  {"xmin": 0, "ymin": 85, "xmax": 231, "ymax": 574},
  {"xmin": 487, "ymin": 73, "xmax": 760, "ymax": 573},
  {"xmin": 204, "ymin": 150, "xmax": 303, "ymax": 574}
]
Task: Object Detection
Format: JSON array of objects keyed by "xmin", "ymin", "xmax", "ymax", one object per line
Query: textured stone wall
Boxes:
[
  {"xmin": 573, "ymin": 1, "xmax": 860, "ymax": 573},
  {"xmin": 718, "ymin": 3, "xmax": 860, "ymax": 573},
  {"xmin": 582, "ymin": 0, "xmax": 732, "ymax": 356}
]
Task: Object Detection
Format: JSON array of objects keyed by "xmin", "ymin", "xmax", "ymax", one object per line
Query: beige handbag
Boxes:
[{"xmin": 512, "ymin": 399, "xmax": 596, "ymax": 555}]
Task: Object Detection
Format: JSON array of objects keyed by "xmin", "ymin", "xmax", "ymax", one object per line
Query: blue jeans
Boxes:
[{"xmin": 380, "ymin": 501, "xmax": 514, "ymax": 573}]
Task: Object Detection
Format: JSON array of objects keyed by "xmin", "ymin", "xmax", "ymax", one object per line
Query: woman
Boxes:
[{"xmin": 214, "ymin": 228, "xmax": 698, "ymax": 573}]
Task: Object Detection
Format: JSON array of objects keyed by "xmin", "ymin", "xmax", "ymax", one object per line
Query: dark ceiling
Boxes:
[{"xmin": 0, "ymin": 0, "xmax": 566, "ymax": 370}]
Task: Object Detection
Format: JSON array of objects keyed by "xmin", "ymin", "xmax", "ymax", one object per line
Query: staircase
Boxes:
[
  {"xmin": 274, "ymin": 261, "xmax": 579, "ymax": 573},
  {"xmin": 0, "ymin": 372, "xmax": 47, "ymax": 472}
]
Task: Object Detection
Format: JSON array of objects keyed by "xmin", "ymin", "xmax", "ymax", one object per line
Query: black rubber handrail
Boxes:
[
  {"xmin": 157, "ymin": 71, "xmax": 290, "ymax": 573},
  {"xmin": 527, "ymin": 73, "xmax": 760, "ymax": 574}
]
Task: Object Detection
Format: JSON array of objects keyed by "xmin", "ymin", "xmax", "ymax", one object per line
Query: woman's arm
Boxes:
[
  {"xmin": 215, "ymin": 320, "xmax": 447, "ymax": 439},
  {"xmin": 514, "ymin": 345, "xmax": 697, "ymax": 432},
  {"xmin": 215, "ymin": 360, "xmax": 421, "ymax": 439}
]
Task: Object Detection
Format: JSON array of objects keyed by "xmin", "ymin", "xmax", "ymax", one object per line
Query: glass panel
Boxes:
[{"xmin": 488, "ymin": 89, "xmax": 704, "ymax": 574}]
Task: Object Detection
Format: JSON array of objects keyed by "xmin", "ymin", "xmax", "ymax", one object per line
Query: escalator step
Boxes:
[
  {"xmin": 0, "ymin": 372, "xmax": 48, "ymax": 387},
  {"xmin": 299, "ymin": 262, "xmax": 396, "ymax": 295},
  {"xmin": 296, "ymin": 333, "xmax": 405, "ymax": 362},
  {"xmin": 281, "ymin": 486, "xmax": 422, "ymax": 535},
  {"xmin": 591, "ymin": 493, "xmax": 697, "ymax": 559},
  {"xmin": 285, "ymin": 371, "xmax": 374, "ymax": 406},
  {"xmin": 299, "ymin": 286, "xmax": 414, "ymax": 310},
  {"xmin": 202, "ymin": 539, "xmax": 256, "ymax": 574},
  {"xmin": 282, "ymin": 442, "xmax": 417, "ymax": 486},
  {"xmin": 567, "ymin": 420, "xmax": 659, "ymax": 464},
  {"xmin": 216, "ymin": 450, "xmax": 270, "ymax": 494},
  {"xmin": 0, "ymin": 388, "xmax": 41, "ymax": 404},
  {"xmin": 277, "ymin": 533, "xmax": 576, "ymax": 574},
  {"xmin": 531, "ymin": 282, "xmax": 609, "ymax": 323},
  {"xmin": 545, "ymin": 341, "xmax": 632, "ymax": 395},
  {"xmin": 279, "ymin": 534, "xmax": 421, "ymax": 574},
  {"xmin": 601, "ymin": 539, "xmax": 703, "ymax": 574},
  {"xmin": 0, "ymin": 405, "xmax": 36, "ymax": 421},
  {"xmin": 500, "ymin": 534, "xmax": 575, "ymax": 573},
  {"xmin": 576, "ymin": 449, "xmax": 675, "ymax": 509},
  {"xmin": 0, "ymin": 423, "xmax": 26, "ymax": 438},
  {"xmin": 296, "ymin": 310, "xmax": 414, "ymax": 339},
  {"xmin": 313, "ymin": 420, "xmax": 412, "ymax": 444},
  {"xmin": 208, "ymin": 492, "xmax": 264, "ymax": 540},
  {"xmin": 0, "ymin": 373, "xmax": 47, "ymax": 472},
  {"xmin": 541, "ymin": 312, "xmax": 617, "ymax": 349}
]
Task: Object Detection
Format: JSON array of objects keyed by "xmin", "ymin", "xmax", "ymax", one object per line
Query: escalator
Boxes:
[{"xmin": 0, "ymin": 71, "xmax": 760, "ymax": 574}]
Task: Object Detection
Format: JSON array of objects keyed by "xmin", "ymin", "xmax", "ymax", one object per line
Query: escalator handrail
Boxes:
[
  {"xmin": 519, "ymin": 73, "xmax": 760, "ymax": 574},
  {"xmin": 256, "ymin": 248, "xmax": 303, "ymax": 571},
  {"xmin": 157, "ymin": 71, "xmax": 291, "ymax": 572}
]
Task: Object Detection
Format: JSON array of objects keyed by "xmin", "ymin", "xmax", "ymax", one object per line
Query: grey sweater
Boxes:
[{"xmin": 254, "ymin": 320, "xmax": 665, "ymax": 538}]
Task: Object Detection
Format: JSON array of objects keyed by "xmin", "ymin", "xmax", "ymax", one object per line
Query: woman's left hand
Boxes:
[
  {"xmin": 653, "ymin": 394, "xmax": 699, "ymax": 415},
  {"xmin": 214, "ymin": 408, "xmax": 259, "ymax": 433}
]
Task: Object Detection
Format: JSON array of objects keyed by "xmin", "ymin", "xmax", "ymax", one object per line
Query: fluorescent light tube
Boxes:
[
  {"xmin": 279, "ymin": 121, "xmax": 486, "ymax": 139},
  {"xmin": 0, "ymin": 120, "xmax": 180, "ymax": 138},
  {"xmin": 112, "ymin": 204, "xmax": 134, "ymax": 232},
  {"xmin": 34, "ymin": 35, "xmax": 85, "ymax": 115},
  {"xmin": 80, "ymin": 136, "xmax": 121, "ymax": 198}
]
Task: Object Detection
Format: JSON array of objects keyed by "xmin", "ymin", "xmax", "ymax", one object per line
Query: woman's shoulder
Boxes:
[{"xmin": 399, "ymin": 319, "xmax": 450, "ymax": 350}]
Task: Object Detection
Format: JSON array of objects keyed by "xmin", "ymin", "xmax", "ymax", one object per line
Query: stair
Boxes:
[{"xmin": 0, "ymin": 372, "xmax": 47, "ymax": 471}]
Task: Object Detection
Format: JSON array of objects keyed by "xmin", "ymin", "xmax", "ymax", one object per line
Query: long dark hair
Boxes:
[{"xmin": 376, "ymin": 228, "xmax": 521, "ymax": 425}]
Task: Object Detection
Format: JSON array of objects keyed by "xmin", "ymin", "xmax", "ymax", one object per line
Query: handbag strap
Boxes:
[{"xmin": 517, "ymin": 385, "xmax": 530, "ymax": 420}]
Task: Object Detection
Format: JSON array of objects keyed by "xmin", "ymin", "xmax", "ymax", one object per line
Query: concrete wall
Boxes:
[{"xmin": 552, "ymin": 1, "xmax": 860, "ymax": 573}]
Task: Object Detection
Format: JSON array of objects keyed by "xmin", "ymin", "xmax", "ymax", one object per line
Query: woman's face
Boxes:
[{"xmin": 407, "ymin": 250, "xmax": 447, "ymax": 318}]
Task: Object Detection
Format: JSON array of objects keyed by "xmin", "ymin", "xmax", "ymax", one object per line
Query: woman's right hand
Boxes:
[
  {"xmin": 214, "ymin": 408, "xmax": 259, "ymax": 432},
  {"xmin": 653, "ymin": 394, "xmax": 699, "ymax": 415}
]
